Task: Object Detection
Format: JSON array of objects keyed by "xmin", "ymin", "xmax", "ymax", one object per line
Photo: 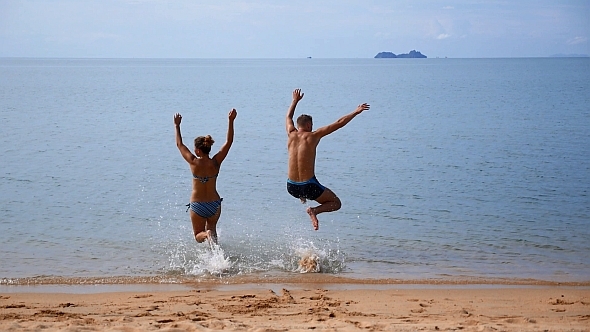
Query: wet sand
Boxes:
[{"xmin": 1, "ymin": 283, "xmax": 589, "ymax": 331}]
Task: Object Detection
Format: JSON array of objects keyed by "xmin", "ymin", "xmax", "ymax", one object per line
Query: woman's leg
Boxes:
[
  {"xmin": 190, "ymin": 206, "xmax": 221, "ymax": 244},
  {"xmin": 205, "ymin": 205, "xmax": 221, "ymax": 244},
  {"xmin": 190, "ymin": 211, "xmax": 210, "ymax": 243}
]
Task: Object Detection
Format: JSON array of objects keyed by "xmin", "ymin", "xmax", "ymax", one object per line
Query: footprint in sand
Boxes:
[
  {"xmin": 548, "ymin": 298, "xmax": 574, "ymax": 305},
  {"xmin": 132, "ymin": 294, "xmax": 153, "ymax": 299},
  {"xmin": 59, "ymin": 303, "xmax": 76, "ymax": 308},
  {"xmin": 2, "ymin": 304, "xmax": 26, "ymax": 309}
]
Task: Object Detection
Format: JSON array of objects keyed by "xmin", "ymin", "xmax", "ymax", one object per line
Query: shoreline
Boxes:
[
  {"xmin": 2, "ymin": 274, "xmax": 590, "ymax": 287},
  {"xmin": 2, "ymin": 281, "xmax": 590, "ymax": 295}
]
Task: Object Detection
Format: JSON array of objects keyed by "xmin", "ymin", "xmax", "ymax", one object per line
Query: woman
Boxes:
[{"xmin": 174, "ymin": 109, "xmax": 237, "ymax": 244}]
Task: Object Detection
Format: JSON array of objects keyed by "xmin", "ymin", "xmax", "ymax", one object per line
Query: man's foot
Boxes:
[{"xmin": 306, "ymin": 207, "xmax": 319, "ymax": 230}]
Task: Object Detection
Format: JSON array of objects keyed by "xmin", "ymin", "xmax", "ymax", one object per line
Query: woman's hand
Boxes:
[{"xmin": 174, "ymin": 113, "xmax": 182, "ymax": 126}]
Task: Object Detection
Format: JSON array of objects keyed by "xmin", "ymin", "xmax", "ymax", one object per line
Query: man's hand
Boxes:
[
  {"xmin": 174, "ymin": 113, "xmax": 182, "ymax": 126},
  {"xmin": 228, "ymin": 108, "xmax": 237, "ymax": 121},
  {"xmin": 292, "ymin": 88, "xmax": 304, "ymax": 102},
  {"xmin": 355, "ymin": 103, "xmax": 370, "ymax": 114}
]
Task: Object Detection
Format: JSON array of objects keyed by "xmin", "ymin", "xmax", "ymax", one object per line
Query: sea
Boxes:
[{"xmin": 1, "ymin": 58, "xmax": 589, "ymax": 285}]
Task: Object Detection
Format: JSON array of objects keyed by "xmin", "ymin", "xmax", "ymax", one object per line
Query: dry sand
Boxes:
[{"xmin": 1, "ymin": 284, "xmax": 589, "ymax": 331}]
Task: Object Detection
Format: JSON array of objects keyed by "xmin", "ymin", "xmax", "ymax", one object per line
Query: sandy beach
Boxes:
[{"xmin": 1, "ymin": 283, "xmax": 589, "ymax": 331}]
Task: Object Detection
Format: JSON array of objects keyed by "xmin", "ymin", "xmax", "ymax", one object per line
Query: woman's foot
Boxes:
[{"xmin": 195, "ymin": 230, "xmax": 211, "ymax": 243}]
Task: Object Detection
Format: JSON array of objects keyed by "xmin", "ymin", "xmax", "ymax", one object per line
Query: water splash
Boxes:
[
  {"xmin": 161, "ymin": 231, "xmax": 347, "ymax": 278},
  {"xmin": 290, "ymin": 240, "xmax": 346, "ymax": 274},
  {"xmin": 165, "ymin": 239, "xmax": 232, "ymax": 277},
  {"xmin": 189, "ymin": 242, "xmax": 232, "ymax": 276}
]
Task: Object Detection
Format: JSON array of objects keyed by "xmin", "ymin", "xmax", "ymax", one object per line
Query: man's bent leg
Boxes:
[{"xmin": 307, "ymin": 188, "xmax": 341, "ymax": 230}]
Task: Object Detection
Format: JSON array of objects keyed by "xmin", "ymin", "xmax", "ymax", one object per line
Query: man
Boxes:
[{"xmin": 285, "ymin": 88, "xmax": 370, "ymax": 230}]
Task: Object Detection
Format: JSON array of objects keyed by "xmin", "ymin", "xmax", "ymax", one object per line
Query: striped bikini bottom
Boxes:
[{"xmin": 187, "ymin": 199, "xmax": 223, "ymax": 218}]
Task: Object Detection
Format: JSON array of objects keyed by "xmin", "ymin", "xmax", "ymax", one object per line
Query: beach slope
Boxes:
[{"xmin": 1, "ymin": 286, "xmax": 589, "ymax": 331}]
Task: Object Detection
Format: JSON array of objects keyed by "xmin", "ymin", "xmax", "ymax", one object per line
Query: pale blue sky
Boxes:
[{"xmin": 1, "ymin": 0, "xmax": 588, "ymax": 58}]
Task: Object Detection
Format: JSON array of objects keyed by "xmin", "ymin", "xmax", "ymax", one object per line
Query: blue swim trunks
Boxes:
[
  {"xmin": 287, "ymin": 176, "xmax": 326, "ymax": 201},
  {"xmin": 187, "ymin": 199, "xmax": 223, "ymax": 218}
]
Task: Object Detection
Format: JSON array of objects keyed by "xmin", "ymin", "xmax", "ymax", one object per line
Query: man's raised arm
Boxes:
[
  {"xmin": 315, "ymin": 103, "xmax": 370, "ymax": 138},
  {"xmin": 286, "ymin": 88, "xmax": 304, "ymax": 133}
]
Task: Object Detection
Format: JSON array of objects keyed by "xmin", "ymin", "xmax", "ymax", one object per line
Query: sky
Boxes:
[{"xmin": 0, "ymin": 0, "xmax": 589, "ymax": 58}]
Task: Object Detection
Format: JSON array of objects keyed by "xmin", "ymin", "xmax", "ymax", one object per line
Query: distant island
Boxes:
[
  {"xmin": 375, "ymin": 50, "xmax": 427, "ymax": 58},
  {"xmin": 550, "ymin": 53, "xmax": 589, "ymax": 58}
]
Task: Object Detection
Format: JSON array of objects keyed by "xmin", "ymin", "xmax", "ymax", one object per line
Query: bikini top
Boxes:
[
  {"xmin": 192, "ymin": 159, "xmax": 219, "ymax": 183},
  {"xmin": 193, "ymin": 173, "xmax": 218, "ymax": 184}
]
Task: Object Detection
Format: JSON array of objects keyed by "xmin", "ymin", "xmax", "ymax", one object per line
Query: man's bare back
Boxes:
[
  {"xmin": 285, "ymin": 88, "xmax": 370, "ymax": 230},
  {"xmin": 287, "ymin": 130, "xmax": 320, "ymax": 182}
]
